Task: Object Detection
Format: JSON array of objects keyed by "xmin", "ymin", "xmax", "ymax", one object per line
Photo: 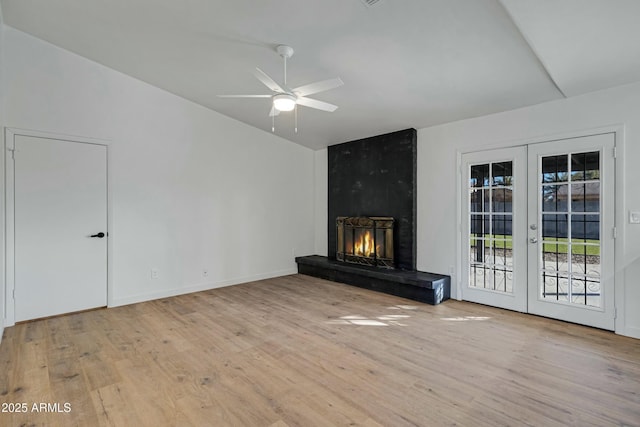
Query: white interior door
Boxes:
[
  {"xmin": 12, "ymin": 134, "xmax": 107, "ymax": 322},
  {"xmin": 461, "ymin": 147, "xmax": 528, "ymax": 312},
  {"xmin": 527, "ymin": 134, "xmax": 615, "ymax": 330},
  {"xmin": 461, "ymin": 133, "xmax": 616, "ymax": 330}
]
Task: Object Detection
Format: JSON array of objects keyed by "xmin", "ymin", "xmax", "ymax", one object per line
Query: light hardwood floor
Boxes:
[{"xmin": 1, "ymin": 274, "xmax": 639, "ymax": 426}]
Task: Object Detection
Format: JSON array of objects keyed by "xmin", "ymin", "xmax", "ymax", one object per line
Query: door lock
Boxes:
[
  {"xmin": 529, "ymin": 237, "xmax": 538, "ymax": 244},
  {"xmin": 90, "ymin": 232, "xmax": 106, "ymax": 238}
]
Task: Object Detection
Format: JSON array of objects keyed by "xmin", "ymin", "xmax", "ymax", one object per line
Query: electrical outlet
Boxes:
[
  {"xmin": 203, "ymin": 269, "xmax": 209, "ymax": 278},
  {"xmin": 151, "ymin": 268, "xmax": 159, "ymax": 279},
  {"xmin": 630, "ymin": 211, "xmax": 640, "ymax": 224}
]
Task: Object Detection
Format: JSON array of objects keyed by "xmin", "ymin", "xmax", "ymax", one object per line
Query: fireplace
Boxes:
[
  {"xmin": 297, "ymin": 130, "xmax": 450, "ymax": 305},
  {"xmin": 336, "ymin": 216, "xmax": 394, "ymax": 268}
]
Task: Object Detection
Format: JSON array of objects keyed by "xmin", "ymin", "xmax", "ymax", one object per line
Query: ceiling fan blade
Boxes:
[
  {"xmin": 217, "ymin": 94, "xmax": 272, "ymax": 98},
  {"xmin": 292, "ymin": 77, "xmax": 344, "ymax": 97},
  {"xmin": 269, "ymin": 106, "xmax": 280, "ymax": 117},
  {"xmin": 296, "ymin": 97, "xmax": 338, "ymax": 112},
  {"xmin": 254, "ymin": 68, "xmax": 285, "ymax": 93}
]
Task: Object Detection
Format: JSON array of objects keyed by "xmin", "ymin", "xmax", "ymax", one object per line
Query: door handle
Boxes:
[{"xmin": 90, "ymin": 232, "xmax": 106, "ymax": 238}]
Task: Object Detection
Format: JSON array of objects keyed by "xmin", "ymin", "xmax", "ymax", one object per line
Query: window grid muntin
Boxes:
[
  {"xmin": 539, "ymin": 151, "xmax": 601, "ymax": 307},
  {"xmin": 469, "ymin": 161, "xmax": 513, "ymax": 293}
]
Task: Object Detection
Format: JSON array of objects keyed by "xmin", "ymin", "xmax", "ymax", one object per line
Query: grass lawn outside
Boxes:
[{"xmin": 470, "ymin": 234, "xmax": 600, "ymax": 256}]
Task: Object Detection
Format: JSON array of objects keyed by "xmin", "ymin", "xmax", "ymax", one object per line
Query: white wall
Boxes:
[
  {"xmin": 0, "ymin": 13, "xmax": 5, "ymax": 341},
  {"xmin": 2, "ymin": 26, "xmax": 316, "ymax": 321},
  {"xmin": 314, "ymin": 148, "xmax": 328, "ymax": 256},
  {"xmin": 417, "ymin": 81, "xmax": 640, "ymax": 339}
]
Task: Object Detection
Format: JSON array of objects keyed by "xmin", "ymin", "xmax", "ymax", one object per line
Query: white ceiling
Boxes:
[{"xmin": 1, "ymin": 0, "xmax": 639, "ymax": 150}]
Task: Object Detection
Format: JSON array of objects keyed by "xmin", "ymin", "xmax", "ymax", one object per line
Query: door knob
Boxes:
[
  {"xmin": 529, "ymin": 237, "xmax": 538, "ymax": 244},
  {"xmin": 90, "ymin": 232, "xmax": 106, "ymax": 238}
]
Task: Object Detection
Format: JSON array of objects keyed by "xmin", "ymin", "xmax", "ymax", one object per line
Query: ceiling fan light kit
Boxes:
[
  {"xmin": 218, "ymin": 45, "xmax": 343, "ymax": 133},
  {"xmin": 273, "ymin": 93, "xmax": 296, "ymax": 111}
]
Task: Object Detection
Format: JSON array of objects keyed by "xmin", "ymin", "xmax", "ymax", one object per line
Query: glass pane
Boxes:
[
  {"xmin": 542, "ymin": 214, "xmax": 568, "ymax": 239},
  {"xmin": 492, "ymin": 188, "xmax": 512, "ymax": 213},
  {"xmin": 571, "ymin": 151, "xmax": 600, "ymax": 181},
  {"xmin": 469, "ymin": 188, "xmax": 491, "ymax": 212},
  {"xmin": 491, "ymin": 214, "xmax": 512, "ymax": 238},
  {"xmin": 492, "ymin": 244, "xmax": 510, "ymax": 267},
  {"xmin": 376, "ymin": 229, "xmax": 385, "ymax": 258},
  {"xmin": 354, "ymin": 228, "xmax": 375, "ymax": 257},
  {"xmin": 470, "ymin": 214, "xmax": 488, "ymax": 236},
  {"xmin": 470, "ymin": 189, "xmax": 484, "ymax": 213},
  {"xmin": 571, "ymin": 214, "xmax": 600, "ymax": 241},
  {"xmin": 492, "ymin": 161, "xmax": 512, "ymax": 186},
  {"xmin": 469, "ymin": 263, "xmax": 489, "ymax": 289},
  {"xmin": 345, "ymin": 227, "xmax": 353, "ymax": 254},
  {"xmin": 542, "ymin": 247, "xmax": 569, "ymax": 275},
  {"xmin": 470, "ymin": 164, "xmax": 489, "ymax": 188},
  {"xmin": 571, "ymin": 252, "xmax": 600, "ymax": 278},
  {"xmin": 470, "ymin": 238, "xmax": 489, "ymax": 263},
  {"xmin": 542, "ymin": 155, "xmax": 569, "ymax": 183},
  {"xmin": 571, "ymin": 243, "xmax": 600, "ymax": 258},
  {"xmin": 470, "ymin": 242, "xmax": 480, "ymax": 264},
  {"xmin": 542, "ymin": 184, "xmax": 568, "ymax": 212},
  {"xmin": 541, "ymin": 273, "xmax": 570, "ymax": 303},
  {"xmin": 571, "ymin": 183, "xmax": 599, "ymax": 213},
  {"xmin": 571, "ymin": 277, "xmax": 601, "ymax": 308}
]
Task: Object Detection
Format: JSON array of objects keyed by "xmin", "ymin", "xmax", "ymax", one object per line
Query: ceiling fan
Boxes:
[{"xmin": 218, "ymin": 45, "xmax": 343, "ymax": 133}]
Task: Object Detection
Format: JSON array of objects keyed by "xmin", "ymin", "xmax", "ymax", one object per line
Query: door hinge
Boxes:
[
  {"xmin": 7, "ymin": 148, "xmax": 15, "ymax": 160},
  {"xmin": 612, "ymin": 147, "xmax": 617, "ymax": 158},
  {"xmin": 12, "ymin": 289, "xmax": 15, "ymax": 300},
  {"xmin": 612, "ymin": 227, "xmax": 617, "ymax": 239}
]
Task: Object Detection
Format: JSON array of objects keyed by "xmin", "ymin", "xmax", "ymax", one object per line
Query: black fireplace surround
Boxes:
[
  {"xmin": 328, "ymin": 129, "xmax": 416, "ymax": 270},
  {"xmin": 296, "ymin": 129, "xmax": 450, "ymax": 305}
]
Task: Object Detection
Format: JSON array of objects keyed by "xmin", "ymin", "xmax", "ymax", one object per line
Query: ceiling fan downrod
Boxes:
[{"xmin": 276, "ymin": 45, "xmax": 294, "ymax": 86}]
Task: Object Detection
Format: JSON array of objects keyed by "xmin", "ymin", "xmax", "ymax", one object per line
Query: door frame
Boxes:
[
  {"xmin": 4, "ymin": 128, "xmax": 112, "ymax": 327},
  {"xmin": 455, "ymin": 125, "xmax": 626, "ymax": 334}
]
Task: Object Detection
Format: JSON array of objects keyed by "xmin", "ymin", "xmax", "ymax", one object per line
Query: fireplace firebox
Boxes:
[{"xmin": 336, "ymin": 216, "xmax": 394, "ymax": 268}]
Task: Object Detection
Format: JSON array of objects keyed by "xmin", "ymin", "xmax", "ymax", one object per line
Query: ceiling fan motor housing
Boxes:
[{"xmin": 276, "ymin": 45, "xmax": 294, "ymax": 59}]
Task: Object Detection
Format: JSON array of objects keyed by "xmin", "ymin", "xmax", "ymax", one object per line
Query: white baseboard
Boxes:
[
  {"xmin": 618, "ymin": 325, "xmax": 640, "ymax": 340},
  {"xmin": 110, "ymin": 268, "xmax": 297, "ymax": 308}
]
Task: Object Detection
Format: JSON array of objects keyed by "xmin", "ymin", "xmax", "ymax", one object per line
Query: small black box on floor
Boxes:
[{"xmin": 295, "ymin": 255, "xmax": 450, "ymax": 305}]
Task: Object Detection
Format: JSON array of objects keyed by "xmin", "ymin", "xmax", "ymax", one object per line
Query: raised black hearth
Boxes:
[
  {"xmin": 336, "ymin": 216, "xmax": 394, "ymax": 268},
  {"xmin": 297, "ymin": 256, "xmax": 450, "ymax": 305}
]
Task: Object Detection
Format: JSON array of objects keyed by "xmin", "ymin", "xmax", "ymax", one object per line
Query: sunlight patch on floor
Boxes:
[
  {"xmin": 387, "ymin": 305, "xmax": 420, "ymax": 310},
  {"xmin": 327, "ymin": 305, "xmax": 418, "ymax": 326},
  {"xmin": 440, "ymin": 316, "xmax": 491, "ymax": 322}
]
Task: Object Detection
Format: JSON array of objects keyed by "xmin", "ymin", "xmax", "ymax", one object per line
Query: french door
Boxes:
[
  {"xmin": 462, "ymin": 133, "xmax": 616, "ymax": 330},
  {"xmin": 461, "ymin": 147, "xmax": 528, "ymax": 312}
]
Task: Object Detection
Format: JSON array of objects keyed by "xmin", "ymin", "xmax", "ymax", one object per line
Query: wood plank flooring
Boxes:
[{"xmin": 1, "ymin": 274, "xmax": 639, "ymax": 426}]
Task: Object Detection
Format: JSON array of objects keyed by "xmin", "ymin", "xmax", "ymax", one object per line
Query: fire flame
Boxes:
[{"xmin": 354, "ymin": 231, "xmax": 381, "ymax": 257}]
